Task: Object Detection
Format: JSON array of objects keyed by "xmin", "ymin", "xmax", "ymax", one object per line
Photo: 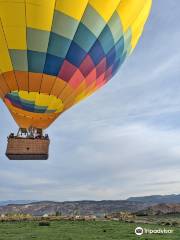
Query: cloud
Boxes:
[{"xmin": 1, "ymin": 122, "xmax": 180, "ymax": 200}]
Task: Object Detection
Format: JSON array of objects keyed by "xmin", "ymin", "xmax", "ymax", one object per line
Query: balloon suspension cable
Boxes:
[{"xmin": 8, "ymin": 127, "xmax": 49, "ymax": 140}]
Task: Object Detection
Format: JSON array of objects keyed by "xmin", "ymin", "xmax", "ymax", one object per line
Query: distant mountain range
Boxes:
[
  {"xmin": 0, "ymin": 194, "xmax": 180, "ymax": 216},
  {"xmin": 128, "ymin": 194, "xmax": 180, "ymax": 204},
  {"xmin": 0, "ymin": 200, "xmax": 148, "ymax": 216},
  {"xmin": 0, "ymin": 200, "xmax": 36, "ymax": 206},
  {"xmin": 137, "ymin": 203, "xmax": 180, "ymax": 216}
]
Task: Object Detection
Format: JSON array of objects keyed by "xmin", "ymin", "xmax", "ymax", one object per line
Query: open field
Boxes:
[{"xmin": 0, "ymin": 220, "xmax": 180, "ymax": 240}]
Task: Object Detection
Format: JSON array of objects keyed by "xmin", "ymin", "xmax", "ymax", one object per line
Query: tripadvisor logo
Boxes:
[
  {"xmin": 135, "ymin": 226, "xmax": 174, "ymax": 236},
  {"xmin": 135, "ymin": 227, "xmax": 144, "ymax": 236}
]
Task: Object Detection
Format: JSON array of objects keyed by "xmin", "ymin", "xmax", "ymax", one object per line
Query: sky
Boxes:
[{"xmin": 0, "ymin": 0, "xmax": 180, "ymax": 201}]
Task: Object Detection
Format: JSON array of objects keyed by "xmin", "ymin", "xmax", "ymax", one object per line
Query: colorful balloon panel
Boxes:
[{"xmin": 0, "ymin": 0, "xmax": 152, "ymax": 129}]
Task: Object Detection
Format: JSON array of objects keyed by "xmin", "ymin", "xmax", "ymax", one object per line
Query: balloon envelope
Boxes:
[{"xmin": 0, "ymin": 0, "xmax": 152, "ymax": 129}]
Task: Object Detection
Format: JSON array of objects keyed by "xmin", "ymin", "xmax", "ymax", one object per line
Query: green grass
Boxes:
[{"xmin": 0, "ymin": 221, "xmax": 180, "ymax": 240}]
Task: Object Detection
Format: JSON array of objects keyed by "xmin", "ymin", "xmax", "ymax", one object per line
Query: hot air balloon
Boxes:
[{"xmin": 0, "ymin": 0, "xmax": 152, "ymax": 160}]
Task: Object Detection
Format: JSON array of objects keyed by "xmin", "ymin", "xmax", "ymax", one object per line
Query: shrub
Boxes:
[
  {"xmin": 38, "ymin": 221, "xmax": 50, "ymax": 226},
  {"xmin": 171, "ymin": 221, "xmax": 178, "ymax": 227},
  {"xmin": 164, "ymin": 222, "xmax": 171, "ymax": 226}
]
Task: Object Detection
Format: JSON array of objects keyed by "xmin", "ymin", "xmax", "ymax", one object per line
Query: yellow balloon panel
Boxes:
[
  {"xmin": 26, "ymin": 0, "xmax": 56, "ymax": 31},
  {"xmin": 0, "ymin": 23, "xmax": 13, "ymax": 72},
  {"xmin": 0, "ymin": 1, "xmax": 27, "ymax": 49},
  {"xmin": 89, "ymin": 0, "xmax": 121, "ymax": 22},
  {"xmin": 55, "ymin": 0, "xmax": 89, "ymax": 21},
  {"xmin": 131, "ymin": 0, "xmax": 152, "ymax": 50}
]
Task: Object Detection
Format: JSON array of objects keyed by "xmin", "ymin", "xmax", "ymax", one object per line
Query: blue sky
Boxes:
[{"xmin": 0, "ymin": 0, "xmax": 180, "ymax": 201}]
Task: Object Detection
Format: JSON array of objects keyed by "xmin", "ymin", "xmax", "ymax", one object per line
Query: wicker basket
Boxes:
[{"xmin": 6, "ymin": 137, "xmax": 50, "ymax": 160}]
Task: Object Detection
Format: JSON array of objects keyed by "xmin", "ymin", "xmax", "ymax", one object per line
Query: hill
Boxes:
[
  {"xmin": 136, "ymin": 203, "xmax": 180, "ymax": 216},
  {"xmin": 0, "ymin": 200, "xmax": 36, "ymax": 206},
  {"xmin": 0, "ymin": 200, "xmax": 148, "ymax": 216},
  {"xmin": 1, "ymin": 194, "xmax": 180, "ymax": 216},
  {"xmin": 128, "ymin": 194, "xmax": 180, "ymax": 204}
]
